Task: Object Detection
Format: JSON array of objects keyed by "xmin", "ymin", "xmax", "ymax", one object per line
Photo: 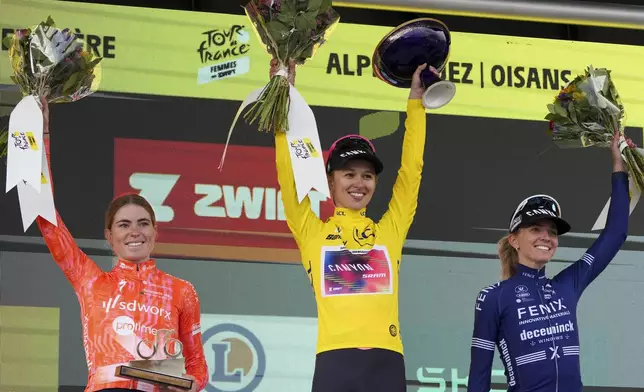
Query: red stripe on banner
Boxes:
[{"xmin": 113, "ymin": 138, "xmax": 333, "ymax": 263}]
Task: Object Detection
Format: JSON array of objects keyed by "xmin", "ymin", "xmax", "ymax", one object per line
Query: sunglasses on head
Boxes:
[
  {"xmin": 328, "ymin": 134, "xmax": 376, "ymax": 156},
  {"xmin": 510, "ymin": 194, "xmax": 562, "ymax": 224}
]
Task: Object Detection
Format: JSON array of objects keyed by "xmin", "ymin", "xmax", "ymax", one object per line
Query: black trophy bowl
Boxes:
[{"xmin": 373, "ymin": 18, "xmax": 456, "ymax": 109}]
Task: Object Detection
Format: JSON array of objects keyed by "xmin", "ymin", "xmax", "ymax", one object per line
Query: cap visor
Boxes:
[
  {"xmin": 333, "ymin": 154, "xmax": 384, "ymax": 174},
  {"xmin": 519, "ymin": 216, "xmax": 571, "ymax": 235},
  {"xmin": 554, "ymin": 218, "xmax": 572, "ymax": 235}
]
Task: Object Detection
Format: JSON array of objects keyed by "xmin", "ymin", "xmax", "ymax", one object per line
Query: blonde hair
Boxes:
[{"xmin": 498, "ymin": 234, "xmax": 519, "ymax": 280}]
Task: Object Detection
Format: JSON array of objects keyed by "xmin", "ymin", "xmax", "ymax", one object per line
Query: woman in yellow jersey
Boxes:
[{"xmin": 271, "ymin": 59, "xmax": 432, "ymax": 392}]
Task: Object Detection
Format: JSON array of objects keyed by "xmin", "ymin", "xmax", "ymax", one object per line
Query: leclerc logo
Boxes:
[
  {"xmin": 103, "ymin": 295, "xmax": 171, "ymax": 319},
  {"xmin": 202, "ymin": 323, "xmax": 266, "ymax": 392}
]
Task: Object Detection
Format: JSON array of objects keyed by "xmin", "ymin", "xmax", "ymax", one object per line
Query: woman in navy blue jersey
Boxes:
[{"xmin": 467, "ymin": 130, "xmax": 630, "ymax": 392}]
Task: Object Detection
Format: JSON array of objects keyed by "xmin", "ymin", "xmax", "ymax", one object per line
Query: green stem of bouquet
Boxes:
[
  {"xmin": 243, "ymin": 75, "xmax": 291, "ymax": 133},
  {"xmin": 608, "ymin": 116, "xmax": 644, "ymax": 194},
  {"xmin": 622, "ymin": 147, "xmax": 644, "ymax": 194}
]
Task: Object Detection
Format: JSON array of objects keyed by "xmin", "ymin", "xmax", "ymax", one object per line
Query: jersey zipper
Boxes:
[
  {"xmin": 136, "ymin": 264, "xmax": 143, "ymax": 295},
  {"xmin": 129, "ymin": 263, "xmax": 143, "ymax": 390},
  {"xmin": 535, "ymin": 279, "xmax": 559, "ymax": 392}
]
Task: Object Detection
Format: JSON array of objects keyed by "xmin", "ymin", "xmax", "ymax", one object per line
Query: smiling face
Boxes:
[
  {"xmin": 328, "ymin": 159, "xmax": 377, "ymax": 210},
  {"xmin": 509, "ymin": 219, "xmax": 558, "ymax": 268},
  {"xmin": 104, "ymin": 194, "xmax": 157, "ymax": 263},
  {"xmin": 105, "ymin": 204, "xmax": 156, "ymax": 262}
]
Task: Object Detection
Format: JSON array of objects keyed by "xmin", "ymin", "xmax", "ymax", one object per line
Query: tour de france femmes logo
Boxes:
[
  {"xmin": 289, "ymin": 138, "xmax": 319, "ymax": 160},
  {"xmin": 196, "ymin": 24, "xmax": 251, "ymax": 85},
  {"xmin": 202, "ymin": 323, "xmax": 266, "ymax": 392}
]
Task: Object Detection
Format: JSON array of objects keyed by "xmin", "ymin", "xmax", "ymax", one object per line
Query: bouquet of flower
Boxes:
[
  {"xmin": 1, "ymin": 16, "xmax": 103, "ymax": 157},
  {"xmin": 546, "ymin": 65, "xmax": 644, "ymax": 193},
  {"xmin": 242, "ymin": 0, "xmax": 340, "ymax": 133}
]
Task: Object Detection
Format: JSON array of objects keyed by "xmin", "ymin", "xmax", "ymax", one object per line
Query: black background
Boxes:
[
  {"xmin": 4, "ymin": 1, "xmax": 644, "ymax": 390},
  {"xmin": 1, "ymin": 91, "xmax": 642, "ymax": 251}
]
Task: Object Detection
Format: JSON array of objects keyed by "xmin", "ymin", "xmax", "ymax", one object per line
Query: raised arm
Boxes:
[
  {"xmin": 177, "ymin": 282, "xmax": 207, "ymax": 391},
  {"xmin": 467, "ymin": 283, "xmax": 501, "ymax": 392},
  {"xmin": 271, "ymin": 60, "xmax": 323, "ymax": 248},
  {"xmin": 378, "ymin": 64, "xmax": 428, "ymax": 241},
  {"xmin": 554, "ymin": 132, "xmax": 629, "ymax": 295},
  {"xmin": 554, "ymin": 171, "xmax": 629, "ymax": 295},
  {"xmin": 36, "ymin": 97, "xmax": 101, "ymax": 291},
  {"xmin": 275, "ymin": 132, "xmax": 323, "ymax": 248}
]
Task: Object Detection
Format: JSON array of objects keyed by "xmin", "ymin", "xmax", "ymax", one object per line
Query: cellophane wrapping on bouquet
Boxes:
[
  {"xmin": 1, "ymin": 16, "xmax": 103, "ymax": 158},
  {"xmin": 242, "ymin": 0, "xmax": 340, "ymax": 133},
  {"xmin": 546, "ymin": 65, "xmax": 644, "ymax": 192}
]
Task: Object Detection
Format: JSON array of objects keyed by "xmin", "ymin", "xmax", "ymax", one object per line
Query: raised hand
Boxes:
[
  {"xmin": 269, "ymin": 58, "xmax": 296, "ymax": 86},
  {"xmin": 409, "ymin": 63, "xmax": 440, "ymax": 100},
  {"xmin": 610, "ymin": 129, "xmax": 626, "ymax": 173}
]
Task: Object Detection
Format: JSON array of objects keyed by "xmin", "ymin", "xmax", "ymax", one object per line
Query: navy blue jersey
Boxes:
[{"xmin": 467, "ymin": 172, "xmax": 629, "ymax": 392}]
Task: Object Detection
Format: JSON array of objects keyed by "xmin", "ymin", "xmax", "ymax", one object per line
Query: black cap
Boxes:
[
  {"xmin": 326, "ymin": 135, "xmax": 384, "ymax": 175},
  {"xmin": 509, "ymin": 194, "xmax": 571, "ymax": 235}
]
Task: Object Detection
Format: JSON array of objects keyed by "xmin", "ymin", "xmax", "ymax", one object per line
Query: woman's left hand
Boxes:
[
  {"xmin": 270, "ymin": 58, "xmax": 296, "ymax": 86},
  {"xmin": 165, "ymin": 374, "xmax": 198, "ymax": 392},
  {"xmin": 610, "ymin": 129, "xmax": 626, "ymax": 173},
  {"xmin": 409, "ymin": 63, "xmax": 440, "ymax": 100}
]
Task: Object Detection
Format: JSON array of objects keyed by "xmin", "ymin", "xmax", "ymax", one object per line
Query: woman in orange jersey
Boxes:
[
  {"xmin": 36, "ymin": 97, "xmax": 208, "ymax": 392},
  {"xmin": 272, "ymin": 60, "xmax": 433, "ymax": 392}
]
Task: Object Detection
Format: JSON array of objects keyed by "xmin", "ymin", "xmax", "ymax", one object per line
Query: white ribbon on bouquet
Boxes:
[
  {"xmin": 219, "ymin": 70, "xmax": 330, "ymax": 203},
  {"xmin": 5, "ymin": 95, "xmax": 57, "ymax": 231},
  {"xmin": 592, "ymin": 140, "xmax": 642, "ymax": 231}
]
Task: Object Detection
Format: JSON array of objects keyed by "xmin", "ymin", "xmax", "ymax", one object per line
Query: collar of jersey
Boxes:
[
  {"xmin": 114, "ymin": 258, "xmax": 156, "ymax": 273},
  {"xmin": 516, "ymin": 263, "xmax": 546, "ymax": 280},
  {"xmin": 332, "ymin": 207, "xmax": 367, "ymax": 220}
]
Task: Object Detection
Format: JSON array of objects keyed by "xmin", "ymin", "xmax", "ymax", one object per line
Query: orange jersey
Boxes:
[
  {"xmin": 36, "ymin": 142, "xmax": 207, "ymax": 391},
  {"xmin": 37, "ymin": 215, "xmax": 208, "ymax": 391}
]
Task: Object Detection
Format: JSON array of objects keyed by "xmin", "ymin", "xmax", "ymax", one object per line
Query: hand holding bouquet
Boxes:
[
  {"xmin": 242, "ymin": 0, "xmax": 340, "ymax": 133},
  {"xmin": 1, "ymin": 16, "xmax": 103, "ymax": 158},
  {"xmin": 221, "ymin": 0, "xmax": 337, "ymax": 202},
  {"xmin": 3, "ymin": 16, "xmax": 102, "ymax": 231},
  {"xmin": 546, "ymin": 65, "xmax": 644, "ymax": 193}
]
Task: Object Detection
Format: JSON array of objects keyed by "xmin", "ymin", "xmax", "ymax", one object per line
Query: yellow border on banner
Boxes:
[
  {"xmin": 334, "ymin": 1, "xmax": 644, "ymax": 30},
  {"xmin": 2, "ymin": 0, "xmax": 644, "ymax": 130}
]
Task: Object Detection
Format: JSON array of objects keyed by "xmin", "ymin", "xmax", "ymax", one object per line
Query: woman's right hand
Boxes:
[
  {"xmin": 269, "ymin": 58, "xmax": 296, "ymax": 86},
  {"xmin": 409, "ymin": 63, "xmax": 428, "ymax": 100}
]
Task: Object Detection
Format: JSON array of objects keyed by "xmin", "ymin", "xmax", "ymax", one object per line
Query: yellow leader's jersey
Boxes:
[{"xmin": 275, "ymin": 99, "xmax": 427, "ymax": 355}]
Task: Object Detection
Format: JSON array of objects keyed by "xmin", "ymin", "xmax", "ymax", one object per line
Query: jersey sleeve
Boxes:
[
  {"xmin": 178, "ymin": 282, "xmax": 208, "ymax": 391},
  {"xmin": 275, "ymin": 132, "xmax": 323, "ymax": 249},
  {"xmin": 467, "ymin": 284, "xmax": 500, "ymax": 392},
  {"xmin": 554, "ymin": 171, "xmax": 629, "ymax": 295},
  {"xmin": 36, "ymin": 137, "xmax": 102, "ymax": 292},
  {"xmin": 378, "ymin": 99, "xmax": 426, "ymax": 243}
]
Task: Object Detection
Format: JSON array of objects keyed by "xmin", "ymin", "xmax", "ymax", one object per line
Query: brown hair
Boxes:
[
  {"xmin": 498, "ymin": 234, "xmax": 519, "ymax": 280},
  {"xmin": 105, "ymin": 193, "xmax": 156, "ymax": 230}
]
